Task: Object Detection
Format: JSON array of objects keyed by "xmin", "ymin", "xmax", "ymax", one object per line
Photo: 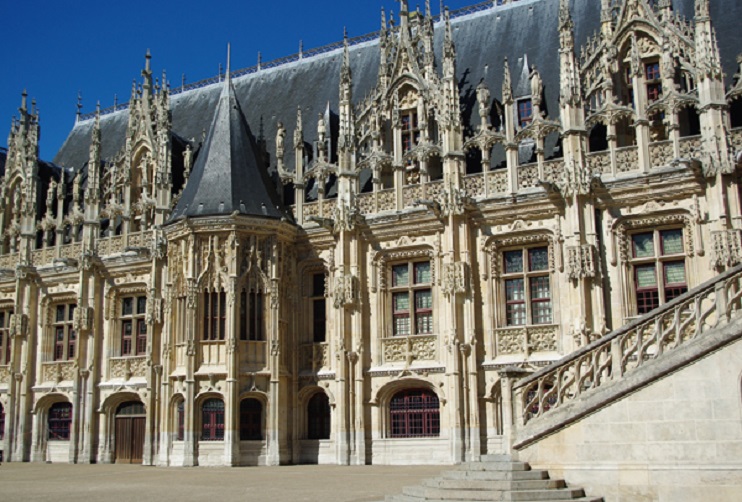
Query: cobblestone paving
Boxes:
[{"xmin": 0, "ymin": 463, "xmax": 446, "ymax": 502}]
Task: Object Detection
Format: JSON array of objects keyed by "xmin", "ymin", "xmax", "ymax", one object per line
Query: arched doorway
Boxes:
[{"xmin": 115, "ymin": 401, "xmax": 146, "ymax": 464}]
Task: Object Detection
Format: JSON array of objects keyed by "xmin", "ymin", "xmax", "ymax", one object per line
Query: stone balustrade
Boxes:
[{"xmin": 513, "ymin": 263, "xmax": 742, "ymax": 426}]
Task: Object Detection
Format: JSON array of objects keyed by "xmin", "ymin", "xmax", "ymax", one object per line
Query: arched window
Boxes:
[
  {"xmin": 307, "ymin": 393, "xmax": 331, "ymax": 440},
  {"xmin": 176, "ymin": 400, "xmax": 184, "ymax": 441},
  {"xmin": 239, "ymin": 399, "xmax": 263, "ymax": 440},
  {"xmin": 201, "ymin": 399, "xmax": 224, "ymax": 441},
  {"xmin": 389, "ymin": 389, "xmax": 439, "ymax": 438},
  {"xmin": 48, "ymin": 402, "xmax": 72, "ymax": 441},
  {"xmin": 0, "ymin": 402, "xmax": 5, "ymax": 440}
]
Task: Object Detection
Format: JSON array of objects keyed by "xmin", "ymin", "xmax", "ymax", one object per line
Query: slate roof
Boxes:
[
  {"xmin": 52, "ymin": 0, "xmax": 742, "ymax": 190},
  {"xmin": 170, "ymin": 75, "xmax": 287, "ymax": 221}
]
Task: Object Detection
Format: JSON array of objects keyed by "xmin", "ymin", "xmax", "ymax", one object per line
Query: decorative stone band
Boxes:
[{"xmin": 513, "ymin": 262, "xmax": 742, "ymax": 426}]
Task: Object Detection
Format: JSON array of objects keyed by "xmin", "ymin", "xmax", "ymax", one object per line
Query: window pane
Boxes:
[
  {"xmin": 531, "ymin": 300, "xmax": 553, "ymax": 325},
  {"xmin": 414, "ymin": 262, "xmax": 431, "ymax": 284},
  {"xmin": 415, "ymin": 290, "xmax": 432, "ymax": 310},
  {"xmin": 416, "ymin": 312, "xmax": 433, "ymax": 334},
  {"xmin": 505, "ymin": 279, "xmax": 524, "ymax": 301},
  {"xmin": 506, "ymin": 303, "xmax": 526, "ymax": 326},
  {"xmin": 530, "ymin": 276, "xmax": 551, "ymax": 300},
  {"xmin": 528, "ymin": 247, "xmax": 549, "ymax": 272},
  {"xmin": 68, "ymin": 305, "xmax": 76, "ymax": 321},
  {"xmin": 661, "ymin": 229, "xmax": 683, "ymax": 255},
  {"xmin": 636, "ymin": 265, "xmax": 657, "ymax": 288},
  {"xmin": 56, "ymin": 305, "xmax": 66, "ymax": 323},
  {"xmin": 504, "ymin": 251, "xmax": 523, "ymax": 274},
  {"xmin": 393, "ymin": 292, "xmax": 409, "ymax": 312},
  {"xmin": 122, "ymin": 298, "xmax": 133, "ymax": 316},
  {"xmin": 394, "ymin": 315, "xmax": 410, "ymax": 336},
  {"xmin": 664, "ymin": 261, "xmax": 686, "ymax": 285},
  {"xmin": 632, "ymin": 233, "xmax": 655, "ymax": 258},
  {"xmin": 137, "ymin": 296, "xmax": 147, "ymax": 314},
  {"xmin": 392, "ymin": 265, "xmax": 409, "ymax": 287}
]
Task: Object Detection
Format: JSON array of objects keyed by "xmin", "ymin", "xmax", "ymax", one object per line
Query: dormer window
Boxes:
[{"xmin": 517, "ymin": 99, "xmax": 533, "ymax": 128}]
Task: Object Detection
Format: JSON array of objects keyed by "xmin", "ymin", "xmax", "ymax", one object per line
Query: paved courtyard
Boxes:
[{"xmin": 0, "ymin": 462, "xmax": 446, "ymax": 502}]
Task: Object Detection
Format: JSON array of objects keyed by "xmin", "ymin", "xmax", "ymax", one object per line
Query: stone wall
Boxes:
[{"xmin": 516, "ymin": 337, "xmax": 742, "ymax": 502}]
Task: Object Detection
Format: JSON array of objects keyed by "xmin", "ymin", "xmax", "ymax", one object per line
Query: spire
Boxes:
[
  {"xmin": 20, "ymin": 89, "xmax": 27, "ymax": 114},
  {"xmin": 170, "ymin": 52, "xmax": 288, "ymax": 222},
  {"xmin": 425, "ymin": 0, "xmax": 432, "ymax": 19},
  {"xmin": 695, "ymin": 0, "xmax": 710, "ymax": 19},
  {"xmin": 226, "ymin": 43, "xmax": 231, "ymax": 84}
]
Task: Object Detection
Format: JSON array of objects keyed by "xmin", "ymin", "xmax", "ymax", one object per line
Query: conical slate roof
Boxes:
[{"xmin": 170, "ymin": 74, "xmax": 287, "ymax": 221}]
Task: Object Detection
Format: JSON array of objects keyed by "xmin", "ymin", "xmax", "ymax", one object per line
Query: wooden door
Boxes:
[{"xmin": 115, "ymin": 402, "xmax": 146, "ymax": 464}]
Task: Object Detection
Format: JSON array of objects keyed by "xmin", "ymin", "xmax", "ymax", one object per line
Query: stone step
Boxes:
[
  {"xmin": 422, "ymin": 478, "xmax": 565, "ymax": 491},
  {"xmin": 509, "ymin": 488, "xmax": 586, "ymax": 501},
  {"xmin": 441, "ymin": 470, "xmax": 550, "ymax": 482},
  {"xmin": 458, "ymin": 461, "xmax": 531, "ymax": 472},
  {"xmin": 387, "ymin": 497, "xmax": 602, "ymax": 502}
]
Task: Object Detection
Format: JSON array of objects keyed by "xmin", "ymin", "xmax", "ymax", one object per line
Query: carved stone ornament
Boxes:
[
  {"xmin": 9, "ymin": 313, "xmax": 29, "ymax": 338},
  {"xmin": 73, "ymin": 306, "xmax": 93, "ymax": 333},
  {"xmin": 710, "ymin": 229, "xmax": 742, "ymax": 270},
  {"xmin": 441, "ymin": 262, "xmax": 469, "ymax": 297},
  {"xmin": 567, "ymin": 244, "xmax": 599, "ymax": 281},
  {"xmin": 333, "ymin": 273, "xmax": 358, "ymax": 309}
]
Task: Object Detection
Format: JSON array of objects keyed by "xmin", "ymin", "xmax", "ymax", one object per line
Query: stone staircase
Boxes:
[{"xmin": 384, "ymin": 455, "xmax": 602, "ymax": 502}]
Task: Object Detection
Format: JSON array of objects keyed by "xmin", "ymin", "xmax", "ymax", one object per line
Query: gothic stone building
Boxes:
[{"xmin": 1, "ymin": 0, "xmax": 741, "ymax": 468}]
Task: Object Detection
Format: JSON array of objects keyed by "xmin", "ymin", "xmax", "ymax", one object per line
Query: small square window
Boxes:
[
  {"xmin": 632, "ymin": 233, "xmax": 655, "ymax": 258},
  {"xmin": 122, "ymin": 298, "xmax": 133, "ymax": 316},
  {"xmin": 392, "ymin": 264, "xmax": 410, "ymax": 287},
  {"xmin": 504, "ymin": 250, "xmax": 523, "ymax": 274},
  {"xmin": 528, "ymin": 248, "xmax": 549, "ymax": 272},
  {"xmin": 414, "ymin": 262, "xmax": 431, "ymax": 284},
  {"xmin": 137, "ymin": 296, "xmax": 147, "ymax": 315},
  {"xmin": 660, "ymin": 229, "xmax": 683, "ymax": 255}
]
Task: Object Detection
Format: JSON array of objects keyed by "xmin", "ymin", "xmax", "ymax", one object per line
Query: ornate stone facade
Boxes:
[{"xmin": 0, "ymin": 0, "xmax": 741, "ymax": 468}]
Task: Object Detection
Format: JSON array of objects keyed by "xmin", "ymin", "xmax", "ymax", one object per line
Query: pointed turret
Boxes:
[{"xmin": 171, "ymin": 49, "xmax": 287, "ymax": 221}]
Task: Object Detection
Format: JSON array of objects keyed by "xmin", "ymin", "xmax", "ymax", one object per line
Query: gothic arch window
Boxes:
[
  {"xmin": 389, "ymin": 388, "xmax": 440, "ymax": 438},
  {"xmin": 303, "ymin": 270, "xmax": 326, "ymax": 343},
  {"xmin": 203, "ymin": 289, "xmax": 226, "ymax": 341},
  {"xmin": 589, "ymin": 123, "xmax": 609, "ymax": 153},
  {"xmin": 48, "ymin": 402, "xmax": 72, "ymax": 441},
  {"xmin": 120, "ymin": 295, "xmax": 147, "ymax": 356},
  {"xmin": 0, "ymin": 402, "xmax": 5, "ymax": 440},
  {"xmin": 201, "ymin": 398, "xmax": 224, "ymax": 441},
  {"xmin": 52, "ymin": 303, "xmax": 77, "ymax": 361},
  {"xmin": 729, "ymin": 98, "xmax": 742, "ymax": 129},
  {"xmin": 0, "ymin": 307, "xmax": 13, "ymax": 365},
  {"xmin": 307, "ymin": 393, "xmax": 330, "ymax": 440},
  {"xmin": 240, "ymin": 287, "xmax": 264, "ymax": 341},
  {"xmin": 240, "ymin": 398, "xmax": 263, "ymax": 441},
  {"xmin": 490, "ymin": 234, "xmax": 556, "ymax": 329}
]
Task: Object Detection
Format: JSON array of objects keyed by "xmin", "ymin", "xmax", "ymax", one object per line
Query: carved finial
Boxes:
[
  {"xmin": 144, "ymin": 49, "xmax": 152, "ymax": 74},
  {"xmin": 257, "ymin": 51, "xmax": 262, "ymax": 70},
  {"xmin": 299, "ymin": 40, "xmax": 304, "ymax": 59},
  {"xmin": 425, "ymin": 0, "xmax": 431, "ymax": 18},
  {"xmin": 380, "ymin": 7, "xmax": 387, "ymax": 33},
  {"xmin": 76, "ymin": 91, "xmax": 82, "ymax": 119},
  {"xmin": 695, "ymin": 0, "xmax": 710, "ymax": 19},
  {"xmin": 20, "ymin": 89, "xmax": 28, "ymax": 113}
]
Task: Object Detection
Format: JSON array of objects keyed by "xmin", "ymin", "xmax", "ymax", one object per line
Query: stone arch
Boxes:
[{"xmin": 370, "ymin": 376, "xmax": 444, "ymax": 408}]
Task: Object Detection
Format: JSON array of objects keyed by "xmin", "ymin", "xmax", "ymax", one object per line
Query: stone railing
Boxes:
[
  {"xmin": 489, "ymin": 169, "xmax": 508, "ymax": 194},
  {"xmin": 495, "ymin": 325, "xmax": 559, "ymax": 357},
  {"xmin": 586, "ymin": 150, "xmax": 610, "ymax": 175},
  {"xmin": 615, "ymin": 145, "xmax": 639, "ymax": 173},
  {"xmin": 403, "ymin": 184, "xmax": 422, "ymax": 208},
  {"xmin": 0, "ymin": 252, "xmax": 19, "ymax": 270},
  {"xmin": 463, "ymin": 174, "xmax": 486, "ymax": 199},
  {"xmin": 41, "ymin": 361, "xmax": 77, "ymax": 383},
  {"xmin": 32, "ymin": 247, "xmax": 56, "ymax": 266},
  {"xmin": 303, "ymin": 201, "xmax": 320, "ymax": 219},
  {"xmin": 649, "ymin": 140, "xmax": 673, "ymax": 168},
  {"xmin": 300, "ymin": 342, "xmax": 330, "ymax": 370},
  {"xmin": 59, "ymin": 242, "xmax": 83, "ymax": 260},
  {"xmin": 542, "ymin": 159, "xmax": 565, "ymax": 184},
  {"xmin": 127, "ymin": 231, "xmax": 152, "ymax": 250},
  {"xmin": 382, "ymin": 335, "xmax": 437, "ymax": 364},
  {"xmin": 517, "ymin": 163, "xmax": 539, "ymax": 189},
  {"xmin": 356, "ymin": 192, "xmax": 374, "ymax": 214},
  {"xmin": 513, "ymin": 263, "xmax": 742, "ymax": 426},
  {"xmin": 679, "ymin": 134, "xmax": 702, "ymax": 158},
  {"xmin": 98, "ymin": 235, "xmax": 125, "ymax": 257},
  {"xmin": 109, "ymin": 356, "xmax": 148, "ymax": 380},
  {"xmin": 426, "ymin": 180, "xmax": 445, "ymax": 200},
  {"xmin": 377, "ymin": 189, "xmax": 396, "ymax": 212}
]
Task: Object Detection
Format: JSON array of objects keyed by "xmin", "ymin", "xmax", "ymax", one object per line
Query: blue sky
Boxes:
[{"xmin": 0, "ymin": 0, "xmax": 477, "ymax": 161}]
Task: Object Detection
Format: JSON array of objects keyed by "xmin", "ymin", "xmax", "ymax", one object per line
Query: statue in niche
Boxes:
[
  {"xmin": 530, "ymin": 64, "xmax": 543, "ymax": 108},
  {"xmin": 275, "ymin": 121, "xmax": 286, "ymax": 159},
  {"xmin": 476, "ymin": 79, "xmax": 491, "ymax": 129}
]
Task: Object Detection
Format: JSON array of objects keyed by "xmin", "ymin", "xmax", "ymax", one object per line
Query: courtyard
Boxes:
[{"xmin": 0, "ymin": 462, "xmax": 445, "ymax": 501}]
